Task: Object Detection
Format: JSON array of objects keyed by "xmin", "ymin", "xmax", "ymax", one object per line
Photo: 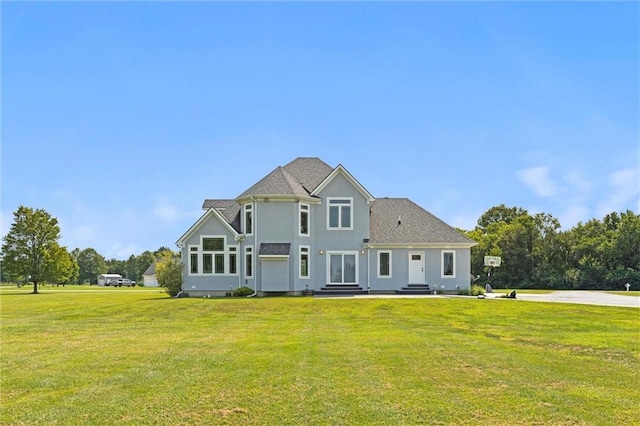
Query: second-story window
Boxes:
[
  {"xmin": 244, "ymin": 203, "xmax": 253, "ymax": 235},
  {"xmin": 328, "ymin": 198, "xmax": 353, "ymax": 230},
  {"xmin": 299, "ymin": 204, "xmax": 309, "ymax": 236}
]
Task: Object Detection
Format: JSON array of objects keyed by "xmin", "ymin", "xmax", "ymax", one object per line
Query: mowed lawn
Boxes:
[{"xmin": 1, "ymin": 288, "xmax": 638, "ymax": 425}]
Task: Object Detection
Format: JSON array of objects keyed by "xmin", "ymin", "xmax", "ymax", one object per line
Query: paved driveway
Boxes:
[{"xmin": 486, "ymin": 291, "xmax": 639, "ymax": 308}]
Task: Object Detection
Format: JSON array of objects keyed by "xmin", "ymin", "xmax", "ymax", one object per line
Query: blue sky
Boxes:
[{"xmin": 2, "ymin": 2, "xmax": 638, "ymax": 260}]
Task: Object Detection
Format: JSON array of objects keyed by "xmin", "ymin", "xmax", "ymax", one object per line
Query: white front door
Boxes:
[{"xmin": 408, "ymin": 252, "xmax": 424, "ymax": 284}]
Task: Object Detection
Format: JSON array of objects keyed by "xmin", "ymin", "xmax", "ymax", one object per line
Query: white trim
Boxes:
[
  {"xmin": 186, "ymin": 236, "xmax": 239, "ymax": 276},
  {"xmin": 244, "ymin": 245, "xmax": 254, "ymax": 279},
  {"xmin": 326, "ymin": 197, "xmax": 354, "ymax": 230},
  {"xmin": 176, "ymin": 207, "xmax": 239, "ymax": 247},
  {"xmin": 326, "ymin": 251, "xmax": 359, "ymax": 284},
  {"xmin": 408, "ymin": 251, "xmax": 425, "ymax": 284},
  {"xmin": 377, "ymin": 250, "xmax": 392, "ymax": 278},
  {"xmin": 243, "ymin": 203, "xmax": 254, "ymax": 236},
  {"xmin": 299, "ymin": 245, "xmax": 310, "ymax": 279},
  {"xmin": 311, "ymin": 164, "xmax": 375, "ymax": 202},
  {"xmin": 187, "ymin": 235, "xmax": 239, "ymax": 277},
  {"xmin": 441, "ymin": 250, "xmax": 456, "ymax": 278},
  {"xmin": 299, "ymin": 203, "xmax": 310, "ymax": 237},
  {"xmin": 365, "ymin": 242, "xmax": 476, "ymax": 249}
]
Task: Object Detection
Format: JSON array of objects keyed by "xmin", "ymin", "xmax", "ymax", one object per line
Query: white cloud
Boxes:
[
  {"xmin": 517, "ymin": 166, "xmax": 558, "ymax": 197},
  {"xmin": 450, "ymin": 211, "xmax": 481, "ymax": 231},
  {"xmin": 558, "ymin": 204, "xmax": 590, "ymax": 229},
  {"xmin": 597, "ymin": 167, "xmax": 640, "ymax": 216},
  {"xmin": 152, "ymin": 197, "xmax": 184, "ymax": 222},
  {"xmin": 108, "ymin": 243, "xmax": 140, "ymax": 260}
]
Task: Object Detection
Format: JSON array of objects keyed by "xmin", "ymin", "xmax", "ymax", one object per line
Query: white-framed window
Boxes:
[
  {"xmin": 245, "ymin": 246, "xmax": 254, "ymax": 278},
  {"xmin": 327, "ymin": 251, "xmax": 358, "ymax": 284},
  {"xmin": 442, "ymin": 250, "xmax": 456, "ymax": 278},
  {"xmin": 244, "ymin": 203, "xmax": 253, "ymax": 236},
  {"xmin": 378, "ymin": 251, "xmax": 392, "ymax": 278},
  {"xmin": 299, "ymin": 203, "xmax": 310, "ymax": 236},
  {"xmin": 327, "ymin": 198, "xmax": 353, "ymax": 230},
  {"xmin": 189, "ymin": 246, "xmax": 199, "ymax": 274},
  {"xmin": 299, "ymin": 245, "xmax": 310, "ymax": 279},
  {"xmin": 187, "ymin": 236, "xmax": 238, "ymax": 276},
  {"xmin": 229, "ymin": 247, "xmax": 237, "ymax": 275}
]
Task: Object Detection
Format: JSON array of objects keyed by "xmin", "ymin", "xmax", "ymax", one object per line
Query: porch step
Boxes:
[
  {"xmin": 315, "ymin": 284, "xmax": 368, "ymax": 296},
  {"xmin": 396, "ymin": 284, "xmax": 432, "ymax": 295}
]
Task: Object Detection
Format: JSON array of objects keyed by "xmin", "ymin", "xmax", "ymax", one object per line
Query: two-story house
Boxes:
[{"xmin": 176, "ymin": 157, "xmax": 476, "ymax": 296}]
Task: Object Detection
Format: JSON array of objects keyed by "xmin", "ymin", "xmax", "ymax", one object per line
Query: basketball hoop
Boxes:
[{"xmin": 484, "ymin": 256, "xmax": 502, "ymax": 267}]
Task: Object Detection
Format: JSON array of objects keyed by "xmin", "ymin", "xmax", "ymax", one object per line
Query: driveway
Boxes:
[{"xmin": 486, "ymin": 291, "xmax": 639, "ymax": 308}]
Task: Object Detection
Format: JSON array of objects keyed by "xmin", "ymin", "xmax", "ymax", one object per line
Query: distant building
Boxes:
[
  {"xmin": 97, "ymin": 274, "xmax": 122, "ymax": 286},
  {"xmin": 143, "ymin": 263, "xmax": 159, "ymax": 287}
]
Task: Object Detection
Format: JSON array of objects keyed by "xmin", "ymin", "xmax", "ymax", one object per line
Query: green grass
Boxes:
[{"xmin": 1, "ymin": 289, "xmax": 638, "ymax": 425}]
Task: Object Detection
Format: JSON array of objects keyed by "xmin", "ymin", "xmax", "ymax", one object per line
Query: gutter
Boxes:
[{"xmin": 248, "ymin": 196, "xmax": 258, "ymax": 298}]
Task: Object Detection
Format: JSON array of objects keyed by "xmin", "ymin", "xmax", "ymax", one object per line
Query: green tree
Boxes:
[
  {"xmin": 72, "ymin": 248, "xmax": 106, "ymax": 284},
  {"xmin": 134, "ymin": 251, "xmax": 156, "ymax": 283},
  {"xmin": 155, "ymin": 250, "xmax": 183, "ymax": 296},
  {"xmin": 1, "ymin": 206, "xmax": 75, "ymax": 294}
]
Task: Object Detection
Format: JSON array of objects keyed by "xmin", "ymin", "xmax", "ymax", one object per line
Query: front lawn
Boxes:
[{"xmin": 1, "ymin": 291, "xmax": 637, "ymax": 425}]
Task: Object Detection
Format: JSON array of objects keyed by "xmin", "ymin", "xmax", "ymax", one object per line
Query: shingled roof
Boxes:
[
  {"xmin": 236, "ymin": 166, "xmax": 312, "ymax": 200},
  {"xmin": 283, "ymin": 157, "xmax": 334, "ymax": 192},
  {"xmin": 201, "ymin": 199, "xmax": 241, "ymax": 232},
  {"xmin": 369, "ymin": 198, "xmax": 475, "ymax": 246}
]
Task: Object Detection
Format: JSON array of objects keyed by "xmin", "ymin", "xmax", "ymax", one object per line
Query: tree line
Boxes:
[
  {"xmin": 464, "ymin": 205, "xmax": 640, "ymax": 290},
  {"xmin": 0, "ymin": 206, "xmax": 176, "ymax": 293},
  {"xmin": 2, "ymin": 205, "xmax": 639, "ymax": 293}
]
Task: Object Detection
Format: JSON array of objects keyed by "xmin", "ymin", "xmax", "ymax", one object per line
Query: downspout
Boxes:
[
  {"xmin": 248, "ymin": 196, "xmax": 258, "ymax": 297},
  {"xmin": 367, "ymin": 245, "xmax": 371, "ymax": 294}
]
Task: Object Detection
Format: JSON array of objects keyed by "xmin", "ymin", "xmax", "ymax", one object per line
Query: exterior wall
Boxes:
[
  {"xmin": 367, "ymin": 247, "xmax": 471, "ymax": 293},
  {"xmin": 143, "ymin": 274, "xmax": 159, "ymax": 287},
  {"xmin": 179, "ymin": 166, "xmax": 473, "ymax": 296},
  {"xmin": 311, "ymin": 173, "xmax": 371, "ymax": 288},
  {"xmin": 181, "ymin": 212, "xmax": 242, "ymax": 296}
]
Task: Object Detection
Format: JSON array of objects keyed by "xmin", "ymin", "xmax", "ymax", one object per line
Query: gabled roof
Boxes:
[
  {"xmin": 176, "ymin": 207, "xmax": 240, "ymax": 247},
  {"xmin": 202, "ymin": 199, "xmax": 241, "ymax": 232},
  {"xmin": 369, "ymin": 198, "xmax": 476, "ymax": 247},
  {"xmin": 236, "ymin": 166, "xmax": 312, "ymax": 200},
  {"xmin": 283, "ymin": 157, "xmax": 334, "ymax": 192},
  {"xmin": 143, "ymin": 262, "xmax": 156, "ymax": 276},
  {"xmin": 311, "ymin": 164, "xmax": 375, "ymax": 202}
]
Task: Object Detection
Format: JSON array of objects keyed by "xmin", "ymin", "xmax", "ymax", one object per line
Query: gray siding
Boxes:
[
  {"xmin": 312, "ymin": 173, "xmax": 370, "ymax": 287},
  {"xmin": 179, "ymin": 159, "xmax": 475, "ymax": 296},
  {"xmin": 181, "ymin": 212, "xmax": 241, "ymax": 295}
]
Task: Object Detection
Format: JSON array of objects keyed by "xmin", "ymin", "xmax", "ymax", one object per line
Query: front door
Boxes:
[{"xmin": 408, "ymin": 252, "xmax": 424, "ymax": 284}]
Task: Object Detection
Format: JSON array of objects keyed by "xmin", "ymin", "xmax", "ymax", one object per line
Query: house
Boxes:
[
  {"xmin": 176, "ymin": 157, "xmax": 476, "ymax": 297},
  {"xmin": 142, "ymin": 263, "xmax": 159, "ymax": 287},
  {"xmin": 97, "ymin": 273, "xmax": 122, "ymax": 286}
]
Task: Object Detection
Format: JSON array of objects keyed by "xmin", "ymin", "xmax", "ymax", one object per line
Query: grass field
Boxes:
[{"xmin": 1, "ymin": 287, "xmax": 638, "ymax": 425}]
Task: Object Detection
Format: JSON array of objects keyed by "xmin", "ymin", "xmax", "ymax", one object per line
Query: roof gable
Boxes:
[
  {"xmin": 236, "ymin": 166, "xmax": 311, "ymax": 200},
  {"xmin": 311, "ymin": 164, "xmax": 374, "ymax": 202},
  {"xmin": 143, "ymin": 262, "xmax": 156, "ymax": 276},
  {"xmin": 176, "ymin": 207, "xmax": 240, "ymax": 247},
  {"xmin": 283, "ymin": 157, "xmax": 334, "ymax": 192},
  {"xmin": 202, "ymin": 199, "xmax": 241, "ymax": 231},
  {"xmin": 369, "ymin": 198, "xmax": 475, "ymax": 246}
]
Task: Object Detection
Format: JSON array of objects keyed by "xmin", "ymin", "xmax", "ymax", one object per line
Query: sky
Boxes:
[{"xmin": 2, "ymin": 2, "xmax": 639, "ymax": 260}]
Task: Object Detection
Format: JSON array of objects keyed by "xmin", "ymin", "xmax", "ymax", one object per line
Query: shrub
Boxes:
[
  {"xmin": 155, "ymin": 251, "xmax": 183, "ymax": 297},
  {"xmin": 233, "ymin": 286, "xmax": 254, "ymax": 297},
  {"xmin": 470, "ymin": 285, "xmax": 485, "ymax": 296}
]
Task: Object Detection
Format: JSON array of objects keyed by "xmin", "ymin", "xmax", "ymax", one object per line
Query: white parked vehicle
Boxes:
[{"xmin": 106, "ymin": 279, "xmax": 136, "ymax": 287}]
